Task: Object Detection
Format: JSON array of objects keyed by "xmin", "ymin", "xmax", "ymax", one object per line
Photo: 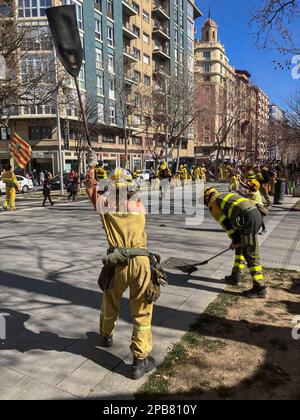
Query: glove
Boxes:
[{"xmin": 145, "ymin": 265, "xmax": 168, "ymax": 304}]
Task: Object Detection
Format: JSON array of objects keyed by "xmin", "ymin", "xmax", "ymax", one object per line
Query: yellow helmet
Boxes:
[
  {"xmin": 204, "ymin": 187, "xmax": 218, "ymax": 202},
  {"xmin": 247, "ymin": 179, "xmax": 260, "ymax": 191},
  {"xmin": 110, "ymin": 168, "xmax": 133, "ymax": 188},
  {"xmin": 247, "ymin": 171, "xmax": 256, "ymax": 180},
  {"xmin": 160, "ymin": 161, "xmax": 167, "ymax": 170}
]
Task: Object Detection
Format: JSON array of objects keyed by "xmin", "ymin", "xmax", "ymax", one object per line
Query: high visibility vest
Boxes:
[
  {"xmin": 209, "ymin": 193, "xmax": 256, "ymax": 239},
  {"xmin": 215, "ymin": 193, "xmax": 255, "ymax": 224},
  {"xmin": 2, "ymin": 171, "xmax": 19, "ymax": 189}
]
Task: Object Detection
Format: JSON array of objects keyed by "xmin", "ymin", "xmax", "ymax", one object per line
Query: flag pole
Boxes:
[
  {"xmin": 74, "ymin": 76, "xmax": 91, "ymax": 148},
  {"xmin": 53, "ymin": 47, "xmax": 64, "ymax": 196}
]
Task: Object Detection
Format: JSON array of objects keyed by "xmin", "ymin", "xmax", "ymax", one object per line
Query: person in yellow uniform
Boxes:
[
  {"xmin": 95, "ymin": 163, "xmax": 108, "ymax": 194},
  {"xmin": 255, "ymin": 167, "xmax": 272, "ymax": 207},
  {"xmin": 158, "ymin": 161, "xmax": 171, "ymax": 195},
  {"xmin": 243, "ymin": 178, "xmax": 268, "ymax": 235},
  {"xmin": 2, "ymin": 165, "xmax": 20, "ymax": 211},
  {"xmin": 193, "ymin": 165, "xmax": 201, "ymax": 183},
  {"xmin": 204, "ymin": 187, "xmax": 267, "ymax": 299},
  {"xmin": 183, "ymin": 164, "xmax": 189, "ymax": 185},
  {"xmin": 95, "ymin": 162, "xmax": 108, "ymax": 180},
  {"xmin": 229, "ymin": 170, "xmax": 240, "ymax": 192},
  {"xmin": 200, "ymin": 164, "xmax": 207, "ymax": 184},
  {"xmin": 86, "ymin": 168, "xmax": 158, "ymax": 380}
]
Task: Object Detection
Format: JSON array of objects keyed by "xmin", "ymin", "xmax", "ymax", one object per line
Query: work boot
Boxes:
[
  {"xmin": 132, "ymin": 356, "xmax": 156, "ymax": 380},
  {"xmin": 224, "ymin": 274, "xmax": 242, "ymax": 286},
  {"xmin": 100, "ymin": 335, "xmax": 113, "ymax": 348},
  {"xmin": 243, "ymin": 284, "xmax": 267, "ymax": 299}
]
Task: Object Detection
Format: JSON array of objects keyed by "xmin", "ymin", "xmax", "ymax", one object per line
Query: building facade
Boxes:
[
  {"xmin": 194, "ymin": 16, "xmax": 270, "ymax": 164},
  {"xmin": 0, "ymin": 0, "xmax": 202, "ymax": 174}
]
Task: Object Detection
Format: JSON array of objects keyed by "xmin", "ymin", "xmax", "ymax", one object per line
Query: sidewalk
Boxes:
[{"xmin": 0, "ymin": 188, "xmax": 299, "ymax": 400}]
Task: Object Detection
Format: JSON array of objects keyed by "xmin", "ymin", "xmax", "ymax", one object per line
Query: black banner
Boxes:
[{"xmin": 46, "ymin": 5, "xmax": 83, "ymax": 78}]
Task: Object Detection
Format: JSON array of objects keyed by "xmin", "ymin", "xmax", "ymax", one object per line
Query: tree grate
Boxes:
[{"xmin": 161, "ymin": 257, "xmax": 201, "ymax": 273}]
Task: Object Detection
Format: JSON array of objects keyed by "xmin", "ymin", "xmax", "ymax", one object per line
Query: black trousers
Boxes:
[{"xmin": 43, "ymin": 193, "xmax": 53, "ymax": 206}]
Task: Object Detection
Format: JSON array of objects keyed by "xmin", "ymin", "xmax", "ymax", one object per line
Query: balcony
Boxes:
[
  {"xmin": 123, "ymin": 22, "xmax": 139, "ymax": 40},
  {"xmin": 122, "ymin": 0, "xmax": 138, "ymax": 16},
  {"xmin": 123, "ymin": 47, "xmax": 139, "ymax": 62},
  {"xmin": 152, "ymin": 2, "xmax": 170, "ymax": 20},
  {"xmin": 153, "ymin": 63, "xmax": 170, "ymax": 77},
  {"xmin": 152, "ymin": 23, "xmax": 170, "ymax": 40},
  {"xmin": 153, "ymin": 45, "xmax": 170, "ymax": 60},
  {"xmin": 124, "ymin": 72, "xmax": 139, "ymax": 86}
]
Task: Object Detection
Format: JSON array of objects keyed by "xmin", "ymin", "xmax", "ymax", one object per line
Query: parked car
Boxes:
[
  {"xmin": 50, "ymin": 173, "xmax": 84, "ymax": 190},
  {"xmin": 0, "ymin": 176, "xmax": 33, "ymax": 194},
  {"xmin": 139, "ymin": 170, "xmax": 151, "ymax": 181}
]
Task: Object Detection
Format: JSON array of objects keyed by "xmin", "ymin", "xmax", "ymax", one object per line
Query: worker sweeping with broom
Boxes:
[{"xmin": 203, "ymin": 187, "xmax": 267, "ymax": 299}]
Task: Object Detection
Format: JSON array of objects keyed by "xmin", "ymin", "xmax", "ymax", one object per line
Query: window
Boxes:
[
  {"xmin": 94, "ymin": 0, "xmax": 102, "ymax": 13},
  {"xmin": 109, "ymin": 105, "xmax": 116, "ymax": 124},
  {"xmin": 29, "ymin": 126, "xmax": 52, "ymax": 140},
  {"xmin": 143, "ymin": 54, "xmax": 150, "ymax": 65},
  {"xmin": 97, "ymin": 74, "xmax": 103, "ymax": 96},
  {"xmin": 133, "ymin": 70, "xmax": 141, "ymax": 83},
  {"xmin": 108, "ymin": 54, "xmax": 114, "ymax": 73},
  {"xmin": 203, "ymin": 51, "xmax": 211, "ymax": 59},
  {"xmin": 143, "ymin": 11, "xmax": 149, "ymax": 22},
  {"xmin": 63, "ymin": 1, "xmax": 83, "ymax": 30},
  {"xmin": 203, "ymin": 63, "xmax": 211, "ymax": 73},
  {"xmin": 96, "ymin": 48, "xmax": 103, "ymax": 69},
  {"xmin": 143, "ymin": 32, "xmax": 150, "ymax": 44},
  {"xmin": 107, "ymin": 27, "xmax": 114, "ymax": 47},
  {"xmin": 97, "ymin": 102, "xmax": 104, "ymax": 123},
  {"xmin": 18, "ymin": 0, "xmax": 52, "ymax": 18},
  {"xmin": 95, "ymin": 19, "xmax": 102, "ymax": 40},
  {"xmin": 144, "ymin": 75, "xmax": 151, "ymax": 86},
  {"xmin": 132, "ymin": 136, "xmax": 142, "ymax": 145},
  {"xmin": 109, "ymin": 77, "xmax": 115, "ymax": 100},
  {"xmin": 132, "ymin": 2, "xmax": 139, "ymax": 14},
  {"xmin": 107, "ymin": 0, "xmax": 114, "ymax": 19}
]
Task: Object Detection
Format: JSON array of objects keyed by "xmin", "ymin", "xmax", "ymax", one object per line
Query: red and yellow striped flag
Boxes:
[{"xmin": 9, "ymin": 133, "xmax": 32, "ymax": 169}]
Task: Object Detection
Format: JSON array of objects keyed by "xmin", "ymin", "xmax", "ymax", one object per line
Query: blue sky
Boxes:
[{"xmin": 194, "ymin": 0, "xmax": 300, "ymax": 109}]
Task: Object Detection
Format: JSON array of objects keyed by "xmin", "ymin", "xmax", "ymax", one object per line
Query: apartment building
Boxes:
[
  {"xmin": 194, "ymin": 16, "xmax": 270, "ymax": 164},
  {"xmin": 0, "ymin": 0, "xmax": 202, "ymax": 173}
]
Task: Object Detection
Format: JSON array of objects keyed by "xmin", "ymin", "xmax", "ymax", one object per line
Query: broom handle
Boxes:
[{"xmin": 196, "ymin": 248, "xmax": 230, "ymax": 266}]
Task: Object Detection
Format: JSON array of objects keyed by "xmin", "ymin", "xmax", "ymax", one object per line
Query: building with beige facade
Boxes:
[{"xmin": 194, "ymin": 16, "xmax": 270, "ymax": 164}]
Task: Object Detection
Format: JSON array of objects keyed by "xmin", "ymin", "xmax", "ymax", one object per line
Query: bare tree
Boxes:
[
  {"xmin": 148, "ymin": 71, "xmax": 208, "ymax": 170},
  {"xmin": 250, "ymin": 0, "xmax": 300, "ymax": 61},
  {"xmin": 0, "ymin": 4, "xmax": 61, "ymax": 132},
  {"xmin": 111, "ymin": 57, "xmax": 149, "ymax": 169},
  {"xmin": 196, "ymin": 78, "xmax": 254, "ymax": 168}
]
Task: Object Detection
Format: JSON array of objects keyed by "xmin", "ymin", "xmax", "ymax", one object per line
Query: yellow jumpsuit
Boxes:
[
  {"xmin": 2, "ymin": 171, "xmax": 20, "ymax": 211},
  {"xmin": 229, "ymin": 175, "xmax": 239, "ymax": 192},
  {"xmin": 100, "ymin": 211, "xmax": 153, "ymax": 360}
]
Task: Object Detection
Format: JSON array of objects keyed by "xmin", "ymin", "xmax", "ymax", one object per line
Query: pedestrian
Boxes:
[
  {"xmin": 42, "ymin": 173, "xmax": 54, "ymax": 207},
  {"xmin": 67, "ymin": 172, "xmax": 79, "ymax": 202},
  {"xmin": 2, "ymin": 165, "xmax": 21, "ymax": 211},
  {"xmin": 204, "ymin": 187, "xmax": 267, "ymax": 299},
  {"xmin": 39, "ymin": 171, "xmax": 45, "ymax": 186},
  {"xmin": 86, "ymin": 167, "xmax": 166, "ymax": 380}
]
